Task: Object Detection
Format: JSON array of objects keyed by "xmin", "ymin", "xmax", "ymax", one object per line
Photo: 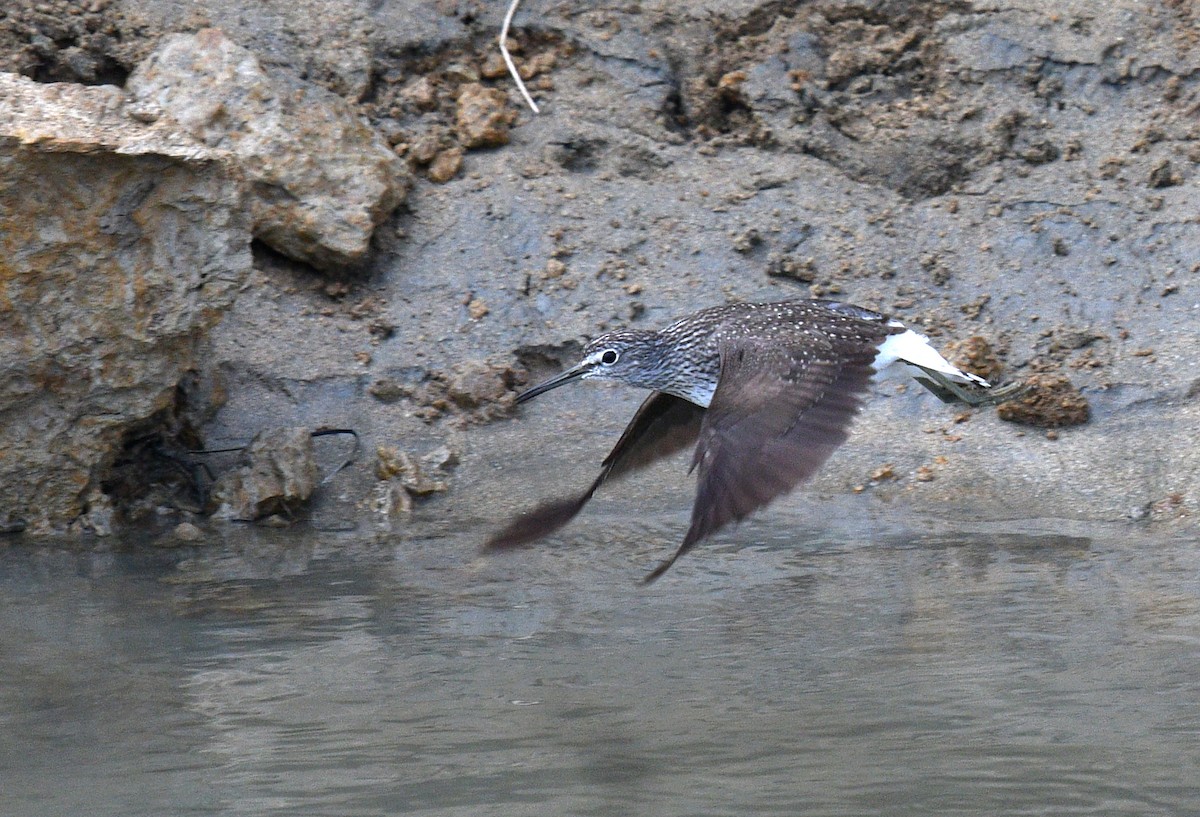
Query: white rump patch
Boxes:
[{"xmin": 873, "ymin": 327, "xmax": 990, "ymax": 387}]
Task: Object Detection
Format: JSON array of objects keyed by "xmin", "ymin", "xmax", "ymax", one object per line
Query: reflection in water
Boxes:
[{"xmin": 1, "ymin": 519, "xmax": 1198, "ymax": 817}]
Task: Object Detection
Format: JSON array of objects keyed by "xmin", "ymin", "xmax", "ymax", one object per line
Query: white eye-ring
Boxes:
[{"xmin": 600, "ymin": 349, "xmax": 619, "ymax": 365}]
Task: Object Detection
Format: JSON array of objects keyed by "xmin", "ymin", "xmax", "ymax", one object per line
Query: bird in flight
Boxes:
[{"xmin": 486, "ymin": 299, "xmax": 1024, "ymax": 582}]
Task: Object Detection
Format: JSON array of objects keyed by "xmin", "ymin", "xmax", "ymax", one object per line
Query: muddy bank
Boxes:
[{"xmin": 1, "ymin": 0, "xmax": 1197, "ymax": 541}]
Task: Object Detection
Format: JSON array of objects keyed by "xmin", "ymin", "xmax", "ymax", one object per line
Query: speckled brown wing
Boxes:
[
  {"xmin": 642, "ymin": 331, "xmax": 880, "ymax": 583},
  {"xmin": 485, "ymin": 391, "xmax": 704, "ymax": 550}
]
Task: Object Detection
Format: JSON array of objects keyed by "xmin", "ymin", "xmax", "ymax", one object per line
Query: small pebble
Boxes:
[{"xmin": 174, "ymin": 522, "xmax": 203, "ymax": 542}]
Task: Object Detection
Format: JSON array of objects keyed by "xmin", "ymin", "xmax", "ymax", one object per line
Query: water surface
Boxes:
[{"xmin": 1, "ymin": 517, "xmax": 1198, "ymax": 816}]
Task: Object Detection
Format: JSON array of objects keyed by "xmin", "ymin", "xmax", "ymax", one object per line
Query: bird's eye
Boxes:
[{"xmin": 601, "ymin": 349, "xmax": 619, "ymax": 365}]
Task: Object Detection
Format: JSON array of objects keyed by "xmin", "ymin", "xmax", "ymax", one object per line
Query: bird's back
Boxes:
[{"xmin": 655, "ymin": 300, "xmax": 901, "ymax": 406}]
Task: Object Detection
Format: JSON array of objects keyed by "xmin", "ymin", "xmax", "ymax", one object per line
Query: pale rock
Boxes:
[
  {"xmin": 127, "ymin": 28, "xmax": 410, "ymax": 271},
  {"xmin": 208, "ymin": 428, "xmax": 320, "ymax": 521},
  {"xmin": 0, "ymin": 72, "xmax": 251, "ymax": 534}
]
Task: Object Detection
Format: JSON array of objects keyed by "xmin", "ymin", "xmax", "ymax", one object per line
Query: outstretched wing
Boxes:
[
  {"xmin": 485, "ymin": 391, "xmax": 704, "ymax": 550},
  {"xmin": 642, "ymin": 330, "xmax": 882, "ymax": 582}
]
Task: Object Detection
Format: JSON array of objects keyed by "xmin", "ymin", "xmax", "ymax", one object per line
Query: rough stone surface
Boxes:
[
  {"xmin": 948, "ymin": 336, "xmax": 1004, "ymax": 383},
  {"xmin": 454, "ymin": 82, "xmax": 514, "ymax": 149},
  {"xmin": 208, "ymin": 427, "xmax": 319, "ymax": 521},
  {"xmin": 126, "ymin": 28, "xmax": 409, "ymax": 271},
  {"xmin": 426, "ymin": 146, "xmax": 463, "ymax": 183},
  {"xmin": 0, "ymin": 72, "xmax": 250, "ymax": 534},
  {"xmin": 371, "ymin": 445, "xmax": 453, "ymax": 522},
  {"xmin": 0, "ymin": 0, "xmax": 381, "ymax": 98},
  {"xmin": 0, "ymin": 0, "xmax": 148, "ymax": 84},
  {"xmin": 0, "ymin": 71, "xmax": 212, "ymax": 157},
  {"xmin": 998, "ymin": 374, "xmax": 1092, "ymax": 429}
]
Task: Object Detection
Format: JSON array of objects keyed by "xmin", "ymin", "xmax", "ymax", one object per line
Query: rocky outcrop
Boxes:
[
  {"xmin": 208, "ymin": 427, "xmax": 320, "ymax": 521},
  {"xmin": 997, "ymin": 375, "xmax": 1091, "ymax": 429},
  {"xmin": 126, "ymin": 29, "xmax": 410, "ymax": 271},
  {"xmin": 0, "ymin": 72, "xmax": 251, "ymax": 534}
]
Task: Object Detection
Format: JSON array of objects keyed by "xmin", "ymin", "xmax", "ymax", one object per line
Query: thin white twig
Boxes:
[{"xmin": 500, "ymin": 0, "xmax": 540, "ymax": 114}]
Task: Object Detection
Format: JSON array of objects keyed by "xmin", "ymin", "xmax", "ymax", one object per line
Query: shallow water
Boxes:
[{"xmin": 1, "ymin": 517, "xmax": 1198, "ymax": 817}]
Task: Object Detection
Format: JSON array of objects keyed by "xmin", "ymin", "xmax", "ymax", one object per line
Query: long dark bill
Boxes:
[{"xmin": 516, "ymin": 363, "xmax": 590, "ymax": 403}]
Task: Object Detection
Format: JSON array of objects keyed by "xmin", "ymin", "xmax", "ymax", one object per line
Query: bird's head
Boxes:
[{"xmin": 516, "ymin": 330, "xmax": 664, "ymax": 403}]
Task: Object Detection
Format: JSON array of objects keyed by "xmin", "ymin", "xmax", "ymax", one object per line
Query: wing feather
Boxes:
[
  {"xmin": 486, "ymin": 392, "xmax": 703, "ymax": 550},
  {"xmin": 643, "ymin": 324, "xmax": 884, "ymax": 583}
]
